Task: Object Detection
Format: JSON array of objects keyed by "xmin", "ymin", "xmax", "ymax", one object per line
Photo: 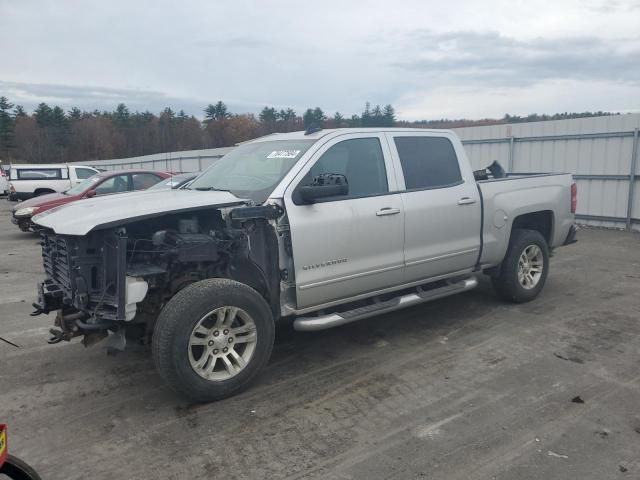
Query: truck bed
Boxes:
[{"xmin": 477, "ymin": 172, "xmax": 575, "ymax": 267}]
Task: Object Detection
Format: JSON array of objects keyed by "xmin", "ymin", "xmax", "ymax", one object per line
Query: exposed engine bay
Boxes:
[{"xmin": 35, "ymin": 204, "xmax": 284, "ymax": 351}]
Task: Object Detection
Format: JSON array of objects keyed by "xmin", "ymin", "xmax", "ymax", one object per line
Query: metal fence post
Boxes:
[
  {"xmin": 508, "ymin": 136, "xmax": 515, "ymax": 173},
  {"xmin": 626, "ymin": 127, "xmax": 639, "ymax": 230},
  {"xmin": 198, "ymin": 156, "xmax": 202, "ymax": 171}
]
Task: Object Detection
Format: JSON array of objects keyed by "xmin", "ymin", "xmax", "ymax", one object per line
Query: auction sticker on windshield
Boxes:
[{"xmin": 267, "ymin": 150, "xmax": 301, "ymax": 159}]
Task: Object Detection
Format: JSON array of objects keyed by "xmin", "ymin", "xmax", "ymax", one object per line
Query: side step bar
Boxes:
[{"xmin": 293, "ymin": 276, "xmax": 478, "ymax": 332}]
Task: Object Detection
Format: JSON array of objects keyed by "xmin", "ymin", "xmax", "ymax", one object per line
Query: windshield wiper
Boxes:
[{"xmin": 193, "ymin": 186, "xmax": 231, "ymax": 192}]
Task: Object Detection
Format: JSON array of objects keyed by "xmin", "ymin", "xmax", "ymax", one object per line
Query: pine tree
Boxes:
[
  {"xmin": 382, "ymin": 104, "xmax": 396, "ymax": 127},
  {"xmin": 34, "ymin": 102, "xmax": 53, "ymax": 127},
  {"xmin": 333, "ymin": 112, "xmax": 344, "ymax": 127},
  {"xmin": 68, "ymin": 107, "xmax": 82, "ymax": 121},
  {"xmin": 0, "ymin": 96, "xmax": 15, "ymax": 158},
  {"xmin": 13, "ymin": 105, "xmax": 26, "ymax": 118},
  {"xmin": 113, "ymin": 103, "xmax": 130, "ymax": 127},
  {"xmin": 259, "ymin": 107, "xmax": 278, "ymax": 123},
  {"xmin": 303, "ymin": 107, "xmax": 326, "ymax": 130}
]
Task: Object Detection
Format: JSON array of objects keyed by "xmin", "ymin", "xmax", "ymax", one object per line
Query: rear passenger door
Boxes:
[
  {"xmin": 386, "ymin": 133, "xmax": 481, "ymax": 282},
  {"xmin": 285, "ymin": 133, "xmax": 404, "ymax": 309}
]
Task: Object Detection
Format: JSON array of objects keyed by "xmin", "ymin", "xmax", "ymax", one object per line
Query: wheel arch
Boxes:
[
  {"xmin": 33, "ymin": 188, "xmax": 55, "ymax": 196},
  {"xmin": 510, "ymin": 210, "xmax": 554, "ymax": 246}
]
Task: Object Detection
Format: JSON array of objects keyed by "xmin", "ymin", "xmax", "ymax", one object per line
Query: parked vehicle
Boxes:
[
  {"xmin": 31, "ymin": 128, "xmax": 577, "ymax": 402},
  {"xmin": 148, "ymin": 172, "xmax": 200, "ymax": 190},
  {"xmin": 7, "ymin": 164, "xmax": 100, "ymax": 201},
  {"xmin": 0, "ymin": 166, "xmax": 9, "ymax": 196},
  {"xmin": 10, "ymin": 169, "xmax": 171, "ymax": 232}
]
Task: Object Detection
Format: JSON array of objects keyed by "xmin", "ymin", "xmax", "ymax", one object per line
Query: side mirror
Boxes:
[
  {"xmin": 299, "ymin": 173, "xmax": 348, "ymax": 204},
  {"xmin": 85, "ymin": 189, "xmax": 97, "ymax": 198}
]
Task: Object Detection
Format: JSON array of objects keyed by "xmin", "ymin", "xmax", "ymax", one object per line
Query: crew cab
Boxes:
[
  {"xmin": 10, "ymin": 169, "xmax": 170, "ymax": 232},
  {"xmin": 31, "ymin": 128, "xmax": 577, "ymax": 402},
  {"xmin": 7, "ymin": 164, "xmax": 100, "ymax": 201}
]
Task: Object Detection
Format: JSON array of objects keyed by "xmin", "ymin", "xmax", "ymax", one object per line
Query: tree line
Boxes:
[{"xmin": 0, "ymin": 94, "xmax": 619, "ymax": 164}]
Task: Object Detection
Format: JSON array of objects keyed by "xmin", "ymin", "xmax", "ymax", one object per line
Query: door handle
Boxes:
[
  {"xmin": 376, "ymin": 207, "xmax": 401, "ymax": 216},
  {"xmin": 457, "ymin": 197, "xmax": 476, "ymax": 205}
]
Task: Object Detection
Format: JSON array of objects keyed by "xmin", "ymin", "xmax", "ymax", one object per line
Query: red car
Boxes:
[{"xmin": 11, "ymin": 169, "xmax": 171, "ymax": 232}]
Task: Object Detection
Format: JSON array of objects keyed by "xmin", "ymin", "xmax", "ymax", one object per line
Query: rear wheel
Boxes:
[
  {"xmin": 152, "ymin": 279, "xmax": 274, "ymax": 402},
  {"xmin": 491, "ymin": 229, "xmax": 549, "ymax": 303}
]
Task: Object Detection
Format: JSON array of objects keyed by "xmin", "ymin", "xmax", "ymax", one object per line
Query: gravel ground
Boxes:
[{"xmin": 1, "ymin": 199, "xmax": 639, "ymax": 479}]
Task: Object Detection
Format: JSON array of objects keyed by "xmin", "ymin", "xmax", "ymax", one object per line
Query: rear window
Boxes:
[
  {"xmin": 15, "ymin": 168, "xmax": 63, "ymax": 180},
  {"xmin": 394, "ymin": 136, "xmax": 462, "ymax": 190}
]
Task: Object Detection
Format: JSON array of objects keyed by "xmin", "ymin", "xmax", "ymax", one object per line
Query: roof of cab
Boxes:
[{"xmin": 244, "ymin": 127, "xmax": 456, "ymax": 144}]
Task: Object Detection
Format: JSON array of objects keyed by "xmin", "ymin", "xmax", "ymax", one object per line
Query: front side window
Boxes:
[
  {"xmin": 94, "ymin": 175, "xmax": 129, "ymax": 195},
  {"xmin": 394, "ymin": 136, "xmax": 462, "ymax": 190},
  {"xmin": 65, "ymin": 176, "xmax": 102, "ymax": 195},
  {"xmin": 301, "ymin": 137, "xmax": 388, "ymax": 200}
]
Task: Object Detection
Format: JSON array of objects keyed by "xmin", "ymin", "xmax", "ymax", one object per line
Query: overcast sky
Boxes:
[{"xmin": 1, "ymin": 0, "xmax": 639, "ymax": 120}]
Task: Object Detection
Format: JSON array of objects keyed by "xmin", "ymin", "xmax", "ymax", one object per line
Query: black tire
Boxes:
[
  {"xmin": 33, "ymin": 190, "xmax": 54, "ymax": 197},
  {"xmin": 491, "ymin": 229, "xmax": 550, "ymax": 303},
  {"xmin": 0, "ymin": 454, "xmax": 43, "ymax": 480},
  {"xmin": 152, "ymin": 279, "xmax": 275, "ymax": 402}
]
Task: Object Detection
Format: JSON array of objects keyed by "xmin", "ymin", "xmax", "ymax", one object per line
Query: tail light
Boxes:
[{"xmin": 570, "ymin": 183, "xmax": 577, "ymax": 214}]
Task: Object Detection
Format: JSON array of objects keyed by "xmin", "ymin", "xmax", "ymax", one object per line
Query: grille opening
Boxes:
[{"xmin": 86, "ymin": 248, "xmax": 96, "ymax": 254}]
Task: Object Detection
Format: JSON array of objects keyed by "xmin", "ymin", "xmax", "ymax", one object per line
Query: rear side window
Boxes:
[
  {"xmin": 394, "ymin": 136, "xmax": 462, "ymax": 190},
  {"xmin": 15, "ymin": 168, "xmax": 62, "ymax": 180},
  {"xmin": 131, "ymin": 173, "xmax": 163, "ymax": 190},
  {"xmin": 305, "ymin": 137, "xmax": 388, "ymax": 199}
]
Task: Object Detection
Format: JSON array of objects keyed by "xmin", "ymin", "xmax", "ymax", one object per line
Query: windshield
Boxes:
[
  {"xmin": 65, "ymin": 175, "xmax": 101, "ymax": 195},
  {"xmin": 188, "ymin": 139, "xmax": 316, "ymax": 203}
]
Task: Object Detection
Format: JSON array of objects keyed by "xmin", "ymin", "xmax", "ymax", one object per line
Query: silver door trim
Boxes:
[
  {"xmin": 405, "ymin": 248, "xmax": 479, "ymax": 268},
  {"xmin": 298, "ymin": 262, "xmax": 406, "ymax": 291}
]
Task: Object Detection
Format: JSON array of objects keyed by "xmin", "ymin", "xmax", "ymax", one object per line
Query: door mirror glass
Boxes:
[{"xmin": 299, "ymin": 174, "xmax": 348, "ymax": 204}]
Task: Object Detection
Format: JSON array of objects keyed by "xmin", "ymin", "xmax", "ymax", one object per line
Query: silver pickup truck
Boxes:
[{"xmin": 32, "ymin": 128, "xmax": 577, "ymax": 402}]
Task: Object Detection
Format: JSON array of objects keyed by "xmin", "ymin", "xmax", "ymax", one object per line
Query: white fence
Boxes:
[
  {"xmin": 80, "ymin": 147, "xmax": 235, "ymax": 173},
  {"xmin": 454, "ymin": 114, "xmax": 640, "ymax": 232},
  {"xmin": 77, "ymin": 114, "xmax": 640, "ymax": 232}
]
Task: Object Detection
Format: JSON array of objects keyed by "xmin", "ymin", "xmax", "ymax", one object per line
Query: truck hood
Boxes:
[{"xmin": 32, "ymin": 189, "xmax": 247, "ymax": 235}]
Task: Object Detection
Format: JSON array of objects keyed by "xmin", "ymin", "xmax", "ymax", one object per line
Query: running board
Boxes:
[{"xmin": 293, "ymin": 276, "xmax": 478, "ymax": 332}]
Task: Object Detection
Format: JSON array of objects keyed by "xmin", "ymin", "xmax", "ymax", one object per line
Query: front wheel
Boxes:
[
  {"xmin": 491, "ymin": 229, "xmax": 550, "ymax": 303},
  {"xmin": 152, "ymin": 279, "xmax": 275, "ymax": 402}
]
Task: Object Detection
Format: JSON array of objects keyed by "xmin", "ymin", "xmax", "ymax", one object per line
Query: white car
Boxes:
[{"xmin": 8, "ymin": 164, "xmax": 100, "ymax": 201}]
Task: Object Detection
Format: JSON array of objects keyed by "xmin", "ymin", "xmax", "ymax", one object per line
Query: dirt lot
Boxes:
[{"xmin": 1, "ymin": 199, "xmax": 639, "ymax": 480}]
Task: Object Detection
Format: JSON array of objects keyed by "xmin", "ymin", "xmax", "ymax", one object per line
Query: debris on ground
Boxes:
[
  {"xmin": 571, "ymin": 395, "xmax": 585, "ymax": 404},
  {"xmin": 619, "ymin": 465, "xmax": 628, "ymax": 473},
  {"xmin": 553, "ymin": 352, "xmax": 584, "ymax": 364},
  {"xmin": 547, "ymin": 450, "xmax": 569, "ymax": 459}
]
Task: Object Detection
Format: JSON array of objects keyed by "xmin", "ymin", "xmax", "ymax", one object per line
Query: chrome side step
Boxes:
[{"xmin": 293, "ymin": 276, "xmax": 478, "ymax": 331}]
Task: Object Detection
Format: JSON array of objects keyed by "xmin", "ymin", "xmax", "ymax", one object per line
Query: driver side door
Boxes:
[{"xmin": 284, "ymin": 133, "xmax": 405, "ymax": 309}]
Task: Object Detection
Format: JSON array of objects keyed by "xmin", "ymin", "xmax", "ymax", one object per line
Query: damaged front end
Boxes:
[{"xmin": 34, "ymin": 205, "xmax": 281, "ymax": 353}]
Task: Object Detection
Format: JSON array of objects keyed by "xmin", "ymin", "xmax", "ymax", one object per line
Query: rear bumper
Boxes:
[{"xmin": 563, "ymin": 224, "xmax": 578, "ymax": 246}]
